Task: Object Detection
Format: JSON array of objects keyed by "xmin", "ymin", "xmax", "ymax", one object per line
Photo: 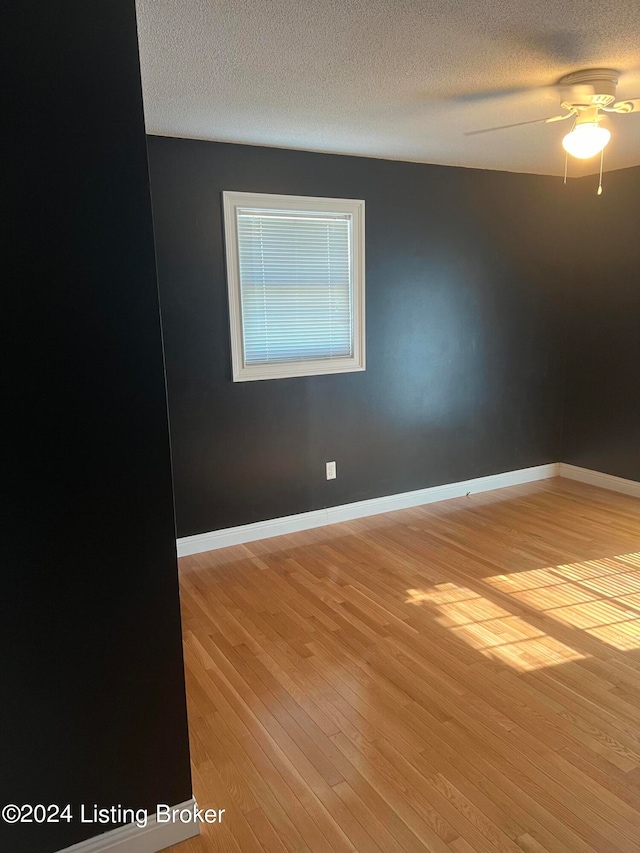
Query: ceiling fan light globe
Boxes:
[{"xmin": 562, "ymin": 123, "xmax": 611, "ymax": 159}]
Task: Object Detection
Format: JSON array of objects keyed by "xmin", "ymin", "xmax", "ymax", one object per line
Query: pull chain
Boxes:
[
  {"xmin": 563, "ymin": 149, "xmax": 568, "ymax": 185},
  {"xmin": 597, "ymin": 147, "xmax": 604, "ymax": 195}
]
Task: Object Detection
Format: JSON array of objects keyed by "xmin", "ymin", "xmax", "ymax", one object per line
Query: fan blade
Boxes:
[
  {"xmin": 465, "ymin": 113, "xmax": 572, "ymax": 136},
  {"xmin": 545, "ymin": 113, "xmax": 575, "ymax": 123},
  {"xmin": 606, "ymin": 98, "xmax": 640, "ymax": 113}
]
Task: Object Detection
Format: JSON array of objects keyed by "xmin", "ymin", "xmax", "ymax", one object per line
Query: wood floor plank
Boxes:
[{"xmin": 168, "ymin": 480, "xmax": 640, "ymax": 852}]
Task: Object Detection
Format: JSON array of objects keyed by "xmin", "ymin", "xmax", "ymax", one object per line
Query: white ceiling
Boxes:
[{"xmin": 136, "ymin": 0, "xmax": 640, "ymax": 176}]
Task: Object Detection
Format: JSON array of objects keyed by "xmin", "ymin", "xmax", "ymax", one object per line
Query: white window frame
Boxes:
[{"xmin": 222, "ymin": 190, "xmax": 365, "ymax": 382}]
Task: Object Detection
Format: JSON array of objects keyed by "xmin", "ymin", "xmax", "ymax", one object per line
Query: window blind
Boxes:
[{"xmin": 236, "ymin": 208, "xmax": 353, "ymax": 365}]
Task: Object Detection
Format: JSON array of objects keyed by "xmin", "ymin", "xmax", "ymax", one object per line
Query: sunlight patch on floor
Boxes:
[
  {"xmin": 404, "ymin": 584, "xmax": 585, "ymax": 670},
  {"xmin": 404, "ymin": 552, "xmax": 640, "ymax": 669},
  {"xmin": 485, "ymin": 552, "xmax": 640, "ymax": 652}
]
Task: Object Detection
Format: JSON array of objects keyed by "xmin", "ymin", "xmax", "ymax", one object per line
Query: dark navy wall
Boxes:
[
  {"xmin": 562, "ymin": 166, "xmax": 640, "ymax": 481},
  {"xmin": 2, "ymin": 4, "xmax": 192, "ymax": 851},
  {"xmin": 148, "ymin": 136, "xmax": 575, "ymax": 537}
]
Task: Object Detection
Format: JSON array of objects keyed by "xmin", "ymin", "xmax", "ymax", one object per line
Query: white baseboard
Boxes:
[
  {"xmin": 177, "ymin": 463, "xmax": 560, "ymax": 556},
  {"xmin": 559, "ymin": 463, "xmax": 640, "ymax": 498},
  {"xmin": 56, "ymin": 798, "xmax": 199, "ymax": 853}
]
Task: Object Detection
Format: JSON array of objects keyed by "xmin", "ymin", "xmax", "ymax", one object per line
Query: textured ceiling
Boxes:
[{"xmin": 136, "ymin": 0, "xmax": 640, "ymax": 176}]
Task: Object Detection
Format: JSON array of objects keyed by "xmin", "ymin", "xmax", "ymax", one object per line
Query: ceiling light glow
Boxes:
[{"xmin": 562, "ymin": 123, "xmax": 611, "ymax": 159}]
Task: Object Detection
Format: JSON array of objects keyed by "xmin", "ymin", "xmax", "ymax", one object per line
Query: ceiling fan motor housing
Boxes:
[{"xmin": 559, "ymin": 68, "xmax": 618, "ymax": 111}]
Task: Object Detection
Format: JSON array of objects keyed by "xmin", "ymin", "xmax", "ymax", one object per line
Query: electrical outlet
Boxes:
[{"xmin": 326, "ymin": 461, "xmax": 337, "ymax": 480}]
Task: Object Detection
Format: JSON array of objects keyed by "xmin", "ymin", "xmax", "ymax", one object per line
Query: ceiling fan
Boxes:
[{"xmin": 465, "ymin": 69, "xmax": 639, "ymax": 188}]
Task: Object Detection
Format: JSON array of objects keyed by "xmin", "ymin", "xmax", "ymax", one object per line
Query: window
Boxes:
[{"xmin": 223, "ymin": 191, "xmax": 365, "ymax": 382}]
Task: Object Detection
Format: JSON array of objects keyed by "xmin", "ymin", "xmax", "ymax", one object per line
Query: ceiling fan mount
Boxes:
[
  {"xmin": 558, "ymin": 68, "xmax": 618, "ymax": 111},
  {"xmin": 465, "ymin": 68, "xmax": 640, "ymax": 139}
]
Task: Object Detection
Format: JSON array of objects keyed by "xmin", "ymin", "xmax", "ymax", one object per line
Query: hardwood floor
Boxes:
[{"xmin": 168, "ymin": 479, "xmax": 640, "ymax": 853}]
